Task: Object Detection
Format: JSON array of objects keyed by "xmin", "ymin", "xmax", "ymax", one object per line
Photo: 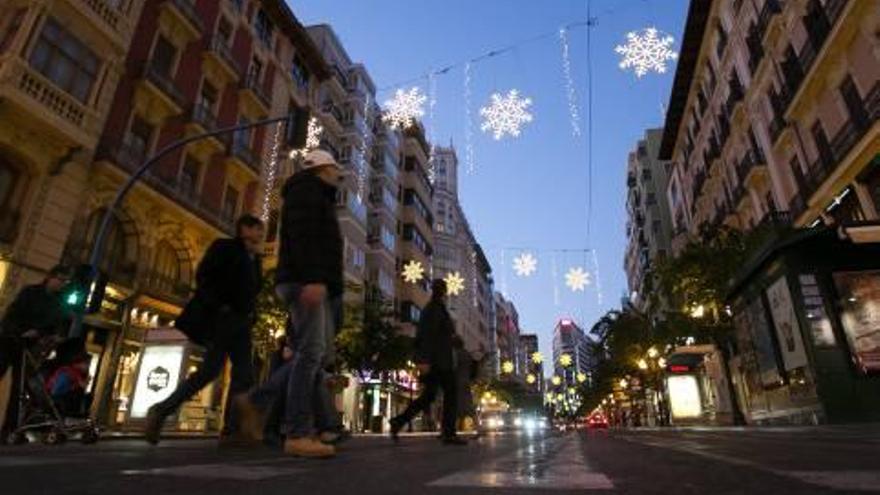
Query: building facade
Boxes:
[
  {"xmin": 624, "ymin": 128, "xmax": 674, "ymax": 312},
  {"xmin": 659, "ymin": 0, "xmax": 880, "ymax": 424},
  {"xmin": 552, "ymin": 319, "xmax": 591, "ymax": 384},
  {"xmin": 57, "ymin": 0, "xmax": 328, "ymax": 432},
  {"xmin": 519, "ymin": 333, "xmax": 543, "ymax": 392}
]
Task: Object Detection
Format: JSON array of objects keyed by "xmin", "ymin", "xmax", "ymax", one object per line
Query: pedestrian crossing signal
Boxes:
[{"xmin": 62, "ymin": 264, "xmax": 107, "ymax": 315}]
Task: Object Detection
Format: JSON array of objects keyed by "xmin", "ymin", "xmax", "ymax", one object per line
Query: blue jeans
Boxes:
[{"xmin": 268, "ymin": 283, "xmax": 341, "ymax": 438}]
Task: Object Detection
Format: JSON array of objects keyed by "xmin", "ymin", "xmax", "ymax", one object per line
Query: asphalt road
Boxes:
[{"xmin": 1, "ymin": 426, "xmax": 878, "ymax": 494}]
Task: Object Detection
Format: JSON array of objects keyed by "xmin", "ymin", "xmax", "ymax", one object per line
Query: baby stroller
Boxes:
[{"xmin": 8, "ymin": 337, "xmax": 99, "ymax": 445}]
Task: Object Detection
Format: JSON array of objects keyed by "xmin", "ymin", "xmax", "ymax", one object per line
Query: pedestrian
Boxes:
[
  {"xmin": 453, "ymin": 338, "xmax": 476, "ymax": 432},
  {"xmin": 245, "ymin": 149, "xmax": 346, "ymax": 458},
  {"xmin": 144, "ymin": 214, "xmax": 265, "ymax": 445},
  {"xmin": 263, "ymin": 336, "xmax": 294, "ymax": 446},
  {"xmin": 390, "ymin": 279, "xmax": 467, "ymax": 446},
  {"xmin": 0, "ymin": 265, "xmax": 72, "ymax": 442}
]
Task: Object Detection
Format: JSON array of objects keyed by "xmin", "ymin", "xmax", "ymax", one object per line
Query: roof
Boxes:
[
  {"xmin": 263, "ymin": 0, "xmax": 331, "ymax": 81},
  {"xmin": 658, "ymin": 0, "xmax": 714, "ymax": 160}
]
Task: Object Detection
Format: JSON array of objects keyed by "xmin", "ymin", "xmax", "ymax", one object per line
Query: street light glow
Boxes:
[
  {"xmin": 619, "ymin": 378, "xmax": 629, "ymax": 389},
  {"xmin": 648, "ymin": 347, "xmax": 659, "ymax": 358},
  {"xmin": 637, "ymin": 358, "xmax": 648, "ymax": 370}
]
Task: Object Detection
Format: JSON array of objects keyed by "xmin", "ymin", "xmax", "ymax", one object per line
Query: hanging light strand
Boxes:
[
  {"xmin": 356, "ymin": 92, "xmax": 373, "ymax": 202},
  {"xmin": 427, "ymin": 71, "xmax": 438, "ymax": 184},
  {"xmin": 463, "ymin": 62, "xmax": 476, "ymax": 175},
  {"xmin": 558, "ymin": 27, "xmax": 582, "ymax": 137},
  {"xmin": 261, "ymin": 121, "xmax": 283, "ymax": 222},
  {"xmin": 592, "ymin": 248, "xmax": 604, "ymax": 305}
]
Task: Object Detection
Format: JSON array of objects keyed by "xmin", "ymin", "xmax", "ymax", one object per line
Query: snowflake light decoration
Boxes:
[
  {"xmin": 502, "ymin": 360, "xmax": 515, "ymax": 374},
  {"xmin": 444, "ymin": 271, "xmax": 466, "ymax": 296},
  {"xmin": 526, "ymin": 374, "xmax": 537, "ymax": 385},
  {"xmin": 551, "ymin": 375, "xmax": 562, "ymax": 386},
  {"xmin": 288, "ymin": 117, "xmax": 323, "ymax": 159},
  {"xmin": 565, "ymin": 267, "xmax": 591, "ymax": 292},
  {"xmin": 531, "ymin": 352, "xmax": 544, "ymax": 365},
  {"xmin": 615, "ymin": 27, "xmax": 678, "ymax": 78},
  {"xmin": 402, "ymin": 260, "xmax": 425, "ymax": 284},
  {"xmin": 559, "ymin": 353, "xmax": 573, "ymax": 368},
  {"xmin": 577, "ymin": 372, "xmax": 588, "ymax": 384},
  {"xmin": 382, "ymin": 87, "xmax": 426, "ymax": 129},
  {"xmin": 479, "ymin": 89, "xmax": 533, "ymax": 140},
  {"xmin": 513, "ymin": 252, "xmax": 538, "ymax": 277}
]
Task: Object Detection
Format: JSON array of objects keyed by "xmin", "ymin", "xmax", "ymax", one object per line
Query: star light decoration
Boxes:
[
  {"xmin": 565, "ymin": 267, "xmax": 591, "ymax": 292},
  {"xmin": 615, "ymin": 27, "xmax": 678, "ymax": 78},
  {"xmin": 382, "ymin": 87, "xmax": 427, "ymax": 130},
  {"xmin": 502, "ymin": 360, "xmax": 515, "ymax": 374},
  {"xmin": 444, "ymin": 272, "xmax": 466, "ymax": 296},
  {"xmin": 479, "ymin": 89, "xmax": 534, "ymax": 140},
  {"xmin": 513, "ymin": 252, "xmax": 538, "ymax": 277},
  {"xmin": 577, "ymin": 372, "xmax": 588, "ymax": 384},
  {"xmin": 288, "ymin": 117, "xmax": 323, "ymax": 159},
  {"xmin": 531, "ymin": 352, "xmax": 544, "ymax": 365},
  {"xmin": 551, "ymin": 375, "xmax": 562, "ymax": 386},
  {"xmin": 526, "ymin": 374, "xmax": 537, "ymax": 385},
  {"xmin": 559, "ymin": 353, "xmax": 573, "ymax": 368},
  {"xmin": 402, "ymin": 260, "xmax": 425, "ymax": 284}
]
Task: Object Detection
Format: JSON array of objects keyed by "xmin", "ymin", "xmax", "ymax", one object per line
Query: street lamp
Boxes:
[
  {"xmin": 619, "ymin": 378, "xmax": 629, "ymax": 389},
  {"xmin": 648, "ymin": 347, "xmax": 659, "ymax": 359},
  {"xmin": 637, "ymin": 358, "xmax": 648, "ymax": 370}
]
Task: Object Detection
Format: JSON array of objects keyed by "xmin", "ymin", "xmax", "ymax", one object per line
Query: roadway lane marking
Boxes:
[
  {"xmin": 620, "ymin": 435, "xmax": 880, "ymax": 492},
  {"xmin": 0, "ymin": 457, "xmax": 73, "ymax": 467},
  {"xmin": 121, "ymin": 462, "xmax": 306, "ymax": 481},
  {"xmin": 428, "ymin": 435, "xmax": 614, "ymax": 490}
]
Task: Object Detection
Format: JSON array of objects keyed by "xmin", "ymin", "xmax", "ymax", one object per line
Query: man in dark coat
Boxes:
[
  {"xmin": 390, "ymin": 279, "xmax": 467, "ymax": 445},
  {"xmin": 144, "ymin": 215, "xmax": 264, "ymax": 445},
  {"xmin": 0, "ymin": 265, "xmax": 71, "ymax": 441},
  {"xmin": 268, "ymin": 149, "xmax": 346, "ymax": 459}
]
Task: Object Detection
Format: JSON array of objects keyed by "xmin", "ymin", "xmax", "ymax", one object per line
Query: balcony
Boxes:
[
  {"xmin": 160, "ymin": 0, "xmax": 204, "ymax": 41},
  {"xmin": 142, "ymin": 270, "xmax": 192, "ymax": 302},
  {"xmin": 65, "ymin": 0, "xmax": 130, "ymax": 49},
  {"xmin": 756, "ymin": 0, "xmax": 782, "ymax": 42},
  {"xmin": 725, "ymin": 79, "xmax": 745, "ymax": 119},
  {"xmin": 321, "ymin": 101, "xmax": 346, "ymax": 131},
  {"xmin": 185, "ymin": 102, "xmax": 225, "ymax": 152},
  {"xmin": 0, "ymin": 54, "xmax": 101, "ymax": 147},
  {"xmin": 139, "ymin": 63, "xmax": 186, "ymax": 115},
  {"xmin": 204, "ymin": 36, "xmax": 241, "ymax": 83},
  {"xmin": 228, "ymin": 140, "xmax": 260, "ymax": 174},
  {"xmin": 238, "ymin": 72, "xmax": 271, "ymax": 116},
  {"xmin": 0, "ymin": 209, "xmax": 20, "ymax": 244}
]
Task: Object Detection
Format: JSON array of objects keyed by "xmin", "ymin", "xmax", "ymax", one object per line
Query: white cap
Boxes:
[{"xmin": 300, "ymin": 149, "xmax": 341, "ymax": 172}]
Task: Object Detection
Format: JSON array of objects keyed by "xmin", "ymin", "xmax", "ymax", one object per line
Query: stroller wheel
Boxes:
[
  {"xmin": 8, "ymin": 432, "xmax": 28, "ymax": 445},
  {"xmin": 81, "ymin": 428, "xmax": 99, "ymax": 445},
  {"xmin": 43, "ymin": 429, "xmax": 67, "ymax": 445}
]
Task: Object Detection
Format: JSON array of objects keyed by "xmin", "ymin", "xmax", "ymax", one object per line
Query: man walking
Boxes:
[
  {"xmin": 272, "ymin": 149, "xmax": 346, "ymax": 458},
  {"xmin": 0, "ymin": 265, "xmax": 72, "ymax": 441},
  {"xmin": 145, "ymin": 215, "xmax": 264, "ymax": 445},
  {"xmin": 390, "ymin": 279, "xmax": 467, "ymax": 446}
]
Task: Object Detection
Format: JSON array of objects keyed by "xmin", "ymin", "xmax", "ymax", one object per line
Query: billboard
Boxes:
[
  {"xmin": 130, "ymin": 345, "xmax": 185, "ymax": 418},
  {"xmin": 766, "ymin": 277, "xmax": 809, "ymax": 371}
]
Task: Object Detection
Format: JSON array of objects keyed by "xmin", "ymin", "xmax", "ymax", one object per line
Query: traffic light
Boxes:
[
  {"xmin": 285, "ymin": 105, "xmax": 310, "ymax": 150},
  {"xmin": 61, "ymin": 264, "xmax": 106, "ymax": 314}
]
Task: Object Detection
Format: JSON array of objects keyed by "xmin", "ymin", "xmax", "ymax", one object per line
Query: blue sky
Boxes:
[{"xmin": 292, "ymin": 0, "xmax": 689, "ymax": 363}]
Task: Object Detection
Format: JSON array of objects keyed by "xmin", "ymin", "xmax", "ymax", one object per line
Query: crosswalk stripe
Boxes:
[
  {"xmin": 121, "ymin": 462, "xmax": 306, "ymax": 481},
  {"xmin": 428, "ymin": 435, "xmax": 614, "ymax": 490}
]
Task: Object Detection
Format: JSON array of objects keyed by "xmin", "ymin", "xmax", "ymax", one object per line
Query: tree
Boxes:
[{"xmin": 251, "ymin": 268, "xmax": 287, "ymax": 376}]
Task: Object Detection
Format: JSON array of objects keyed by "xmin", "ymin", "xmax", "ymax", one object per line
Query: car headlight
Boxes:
[
  {"xmin": 514, "ymin": 418, "xmax": 523, "ymax": 427},
  {"xmin": 524, "ymin": 418, "xmax": 537, "ymax": 431}
]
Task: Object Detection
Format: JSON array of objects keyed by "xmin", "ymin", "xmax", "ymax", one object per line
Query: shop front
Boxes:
[
  {"xmin": 728, "ymin": 225, "xmax": 880, "ymax": 424},
  {"xmin": 664, "ymin": 347, "xmax": 733, "ymax": 426}
]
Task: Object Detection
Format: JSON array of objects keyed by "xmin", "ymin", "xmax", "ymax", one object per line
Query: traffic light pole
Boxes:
[{"xmin": 69, "ymin": 114, "xmax": 295, "ymax": 338}]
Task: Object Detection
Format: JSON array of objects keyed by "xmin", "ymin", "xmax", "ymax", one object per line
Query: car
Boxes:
[{"xmin": 587, "ymin": 414, "xmax": 609, "ymax": 429}]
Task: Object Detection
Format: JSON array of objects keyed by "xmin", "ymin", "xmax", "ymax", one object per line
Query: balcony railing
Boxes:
[
  {"xmin": 141, "ymin": 63, "xmax": 186, "ymax": 109},
  {"xmin": 165, "ymin": 0, "xmax": 204, "ymax": 33},
  {"xmin": 756, "ymin": 0, "xmax": 782, "ymax": 41},
  {"xmin": 230, "ymin": 141, "xmax": 260, "ymax": 172},
  {"xmin": 207, "ymin": 36, "xmax": 241, "ymax": 77},
  {"xmin": 74, "ymin": 0, "xmax": 124, "ymax": 34},
  {"xmin": 321, "ymin": 101, "xmax": 346, "ymax": 126}
]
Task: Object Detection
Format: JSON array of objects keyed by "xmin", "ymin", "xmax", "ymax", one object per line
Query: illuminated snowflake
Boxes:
[
  {"xmin": 615, "ymin": 27, "xmax": 678, "ymax": 78},
  {"xmin": 402, "ymin": 260, "xmax": 425, "ymax": 284},
  {"xmin": 526, "ymin": 374, "xmax": 537, "ymax": 384},
  {"xmin": 502, "ymin": 360, "xmax": 515, "ymax": 374},
  {"xmin": 513, "ymin": 252, "xmax": 538, "ymax": 277},
  {"xmin": 382, "ymin": 87, "xmax": 426, "ymax": 129},
  {"xmin": 577, "ymin": 372, "xmax": 588, "ymax": 384},
  {"xmin": 444, "ymin": 271, "xmax": 466, "ymax": 296},
  {"xmin": 288, "ymin": 117, "xmax": 324, "ymax": 159},
  {"xmin": 565, "ymin": 267, "xmax": 591, "ymax": 292},
  {"xmin": 531, "ymin": 352, "xmax": 544, "ymax": 364},
  {"xmin": 551, "ymin": 375, "xmax": 562, "ymax": 386},
  {"xmin": 479, "ymin": 89, "xmax": 533, "ymax": 140},
  {"xmin": 559, "ymin": 353, "xmax": 573, "ymax": 368}
]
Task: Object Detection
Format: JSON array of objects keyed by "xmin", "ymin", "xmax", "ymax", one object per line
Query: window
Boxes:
[
  {"xmin": 0, "ymin": 8, "xmax": 26, "ymax": 54},
  {"xmin": 652, "ymin": 220, "xmax": 662, "ymax": 234},
  {"xmin": 150, "ymin": 35, "xmax": 177, "ymax": 78},
  {"xmin": 125, "ymin": 116, "xmax": 154, "ymax": 162},
  {"xmin": 646, "ymin": 192, "xmax": 657, "ymax": 206},
  {"xmin": 234, "ymin": 116, "xmax": 251, "ymax": 149},
  {"xmin": 810, "ymin": 121, "xmax": 833, "ymax": 168},
  {"xmin": 222, "ymin": 185, "xmax": 239, "ymax": 223},
  {"xmin": 839, "ymin": 75, "xmax": 869, "ymax": 130},
  {"xmin": 247, "ymin": 57, "xmax": 263, "ymax": 87},
  {"xmin": 28, "ymin": 18, "xmax": 99, "ymax": 103},
  {"xmin": 254, "ymin": 9, "xmax": 273, "ymax": 48},
  {"xmin": 199, "ymin": 81, "xmax": 218, "ymax": 110},
  {"xmin": 180, "ymin": 156, "xmax": 200, "ymax": 199},
  {"xmin": 153, "ymin": 241, "xmax": 180, "ymax": 284},
  {"xmin": 291, "ymin": 55, "xmax": 309, "ymax": 89}
]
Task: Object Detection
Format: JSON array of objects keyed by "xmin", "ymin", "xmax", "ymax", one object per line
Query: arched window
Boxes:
[
  {"xmin": 153, "ymin": 241, "xmax": 180, "ymax": 286},
  {"xmin": 85, "ymin": 209, "xmax": 136, "ymax": 284}
]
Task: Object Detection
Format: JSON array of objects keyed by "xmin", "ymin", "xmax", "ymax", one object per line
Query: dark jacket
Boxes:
[
  {"xmin": 175, "ymin": 237, "xmax": 262, "ymax": 344},
  {"xmin": 414, "ymin": 299, "xmax": 457, "ymax": 371},
  {"xmin": 0, "ymin": 284, "xmax": 67, "ymax": 339},
  {"xmin": 275, "ymin": 171, "xmax": 343, "ymax": 298}
]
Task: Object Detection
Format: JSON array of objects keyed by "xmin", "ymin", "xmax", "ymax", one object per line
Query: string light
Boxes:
[
  {"xmin": 260, "ymin": 122, "xmax": 282, "ymax": 222},
  {"xmin": 558, "ymin": 27, "xmax": 582, "ymax": 137},
  {"xmin": 427, "ymin": 72, "xmax": 437, "ymax": 184},
  {"xmin": 592, "ymin": 249, "xmax": 604, "ymax": 305},
  {"xmin": 356, "ymin": 92, "xmax": 372, "ymax": 202},
  {"xmin": 463, "ymin": 62, "xmax": 476, "ymax": 174}
]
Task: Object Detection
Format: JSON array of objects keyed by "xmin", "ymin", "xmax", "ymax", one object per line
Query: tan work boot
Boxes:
[
  {"xmin": 284, "ymin": 437, "xmax": 336, "ymax": 458},
  {"xmin": 233, "ymin": 393, "xmax": 265, "ymax": 442}
]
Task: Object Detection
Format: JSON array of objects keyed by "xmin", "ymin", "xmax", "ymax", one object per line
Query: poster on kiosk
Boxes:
[{"xmin": 129, "ymin": 345, "xmax": 186, "ymax": 419}]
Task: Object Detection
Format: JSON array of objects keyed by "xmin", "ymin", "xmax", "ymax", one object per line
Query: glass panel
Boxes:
[{"xmin": 833, "ymin": 271, "xmax": 880, "ymax": 374}]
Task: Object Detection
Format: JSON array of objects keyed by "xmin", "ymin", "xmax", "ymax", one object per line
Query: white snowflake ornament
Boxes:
[
  {"xmin": 382, "ymin": 87, "xmax": 426, "ymax": 130},
  {"xmin": 565, "ymin": 267, "xmax": 591, "ymax": 292},
  {"xmin": 615, "ymin": 27, "xmax": 678, "ymax": 78},
  {"xmin": 402, "ymin": 260, "xmax": 425, "ymax": 284},
  {"xmin": 444, "ymin": 272, "xmax": 466, "ymax": 296},
  {"xmin": 479, "ymin": 89, "xmax": 533, "ymax": 140},
  {"xmin": 513, "ymin": 252, "xmax": 538, "ymax": 277}
]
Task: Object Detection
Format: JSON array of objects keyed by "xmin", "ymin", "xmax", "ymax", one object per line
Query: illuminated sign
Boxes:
[
  {"xmin": 667, "ymin": 375, "xmax": 702, "ymax": 419},
  {"xmin": 130, "ymin": 345, "xmax": 184, "ymax": 418},
  {"xmin": 669, "ymin": 365, "xmax": 690, "ymax": 373}
]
